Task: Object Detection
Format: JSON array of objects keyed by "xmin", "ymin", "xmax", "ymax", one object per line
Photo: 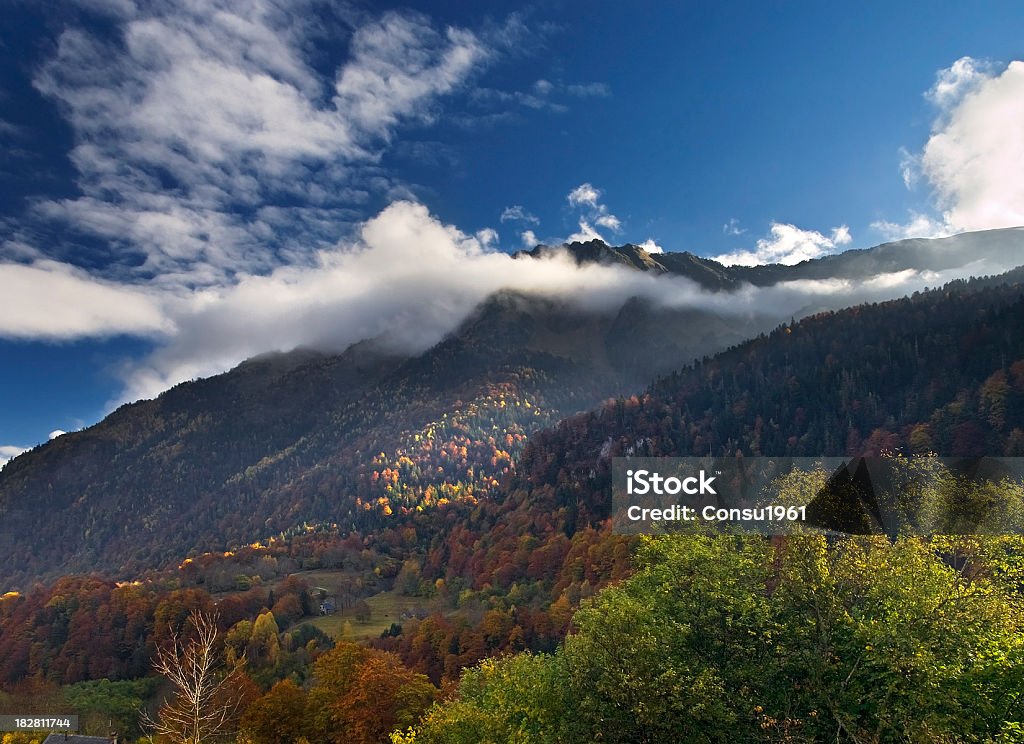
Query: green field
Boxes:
[
  {"xmin": 208, "ymin": 565, "xmax": 439, "ymax": 641},
  {"xmin": 297, "ymin": 587, "xmax": 442, "ymax": 641}
]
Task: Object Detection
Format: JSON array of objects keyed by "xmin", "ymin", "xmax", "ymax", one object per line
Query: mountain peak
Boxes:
[{"xmin": 513, "ymin": 239, "xmax": 738, "ymax": 290}]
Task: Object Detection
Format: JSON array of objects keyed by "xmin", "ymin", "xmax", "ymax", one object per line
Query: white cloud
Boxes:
[
  {"xmin": 565, "ymin": 182, "xmax": 622, "ymax": 242},
  {"xmin": 48, "ymin": 430, "xmax": 67, "ymax": 440},
  {"xmin": 500, "ymin": 205, "xmax": 539, "ymax": 225},
  {"xmin": 923, "ymin": 59, "xmax": 1024, "ymax": 232},
  {"xmin": 127, "ymin": 201, "xmax": 921, "ymax": 403},
  {"xmin": 118, "ymin": 200, "xmax": 729, "ymax": 400},
  {"xmin": 0, "ymin": 260, "xmax": 170, "ymax": 339},
  {"xmin": 871, "ymin": 213, "xmax": 951, "ymax": 242},
  {"xmin": 711, "ymin": 222, "xmax": 853, "ymax": 267},
  {"xmin": 2, "ymin": 199, "xmax": 1013, "ymax": 410},
  {"xmin": 567, "ymin": 183, "xmax": 601, "ymax": 209},
  {"xmin": 898, "ymin": 147, "xmax": 920, "ymax": 189},
  {"xmin": 26, "ymin": 3, "xmax": 493, "ymax": 286},
  {"xmin": 876, "ymin": 57, "xmax": 1024, "ymax": 238},
  {"xmin": 532, "ymin": 79, "xmax": 554, "ymax": 96},
  {"xmin": 639, "ymin": 239, "xmax": 664, "ymax": 254},
  {"xmin": 831, "ymin": 226, "xmax": 852, "ymax": 245},
  {"xmin": 475, "ymin": 227, "xmax": 499, "ymax": 249},
  {"xmin": 925, "ymin": 56, "xmax": 992, "ymax": 110},
  {"xmin": 566, "ymin": 219, "xmax": 604, "ymax": 243},
  {"xmin": 469, "ymin": 78, "xmax": 608, "ymax": 115},
  {"xmin": 0, "ymin": 445, "xmax": 27, "ymax": 469},
  {"xmin": 521, "ymin": 229, "xmax": 538, "ymax": 247},
  {"xmin": 334, "ymin": 13, "xmax": 487, "ymax": 136},
  {"xmin": 566, "ymin": 82, "xmax": 611, "ymax": 98}
]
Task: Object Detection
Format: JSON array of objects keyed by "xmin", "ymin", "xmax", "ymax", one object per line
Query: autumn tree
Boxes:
[
  {"xmin": 307, "ymin": 642, "xmax": 434, "ymax": 743},
  {"xmin": 333, "ymin": 652, "xmax": 435, "ymax": 744},
  {"xmin": 238, "ymin": 679, "xmax": 309, "ymax": 744}
]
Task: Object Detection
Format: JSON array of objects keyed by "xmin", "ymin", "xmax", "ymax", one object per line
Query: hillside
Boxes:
[
  {"xmin": 0, "ymin": 288, "xmax": 767, "ymax": 588},
  {"xmin": 3, "ymin": 263, "xmax": 1024, "ymax": 712},
  {"xmin": 419, "ymin": 267, "xmax": 1024, "ymax": 596},
  {"xmin": 2, "ymin": 230, "xmax": 1021, "ymax": 589}
]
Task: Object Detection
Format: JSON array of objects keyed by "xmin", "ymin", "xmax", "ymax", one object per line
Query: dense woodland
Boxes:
[
  {"xmin": 0, "ymin": 282, "xmax": 759, "ymax": 588},
  {"xmin": 3, "ymin": 267, "xmax": 1024, "ymax": 741}
]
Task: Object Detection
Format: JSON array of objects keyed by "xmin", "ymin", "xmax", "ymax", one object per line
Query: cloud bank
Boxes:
[
  {"xmin": 875, "ymin": 57, "xmax": 1024, "ymax": 239},
  {"xmin": 114, "ymin": 200, "xmax": 719, "ymax": 401},
  {"xmin": 4, "ymin": 196, "xmax": 1016, "ymax": 410}
]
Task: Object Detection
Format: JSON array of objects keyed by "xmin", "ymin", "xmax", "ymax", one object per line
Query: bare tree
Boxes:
[{"xmin": 143, "ymin": 609, "xmax": 245, "ymax": 744}]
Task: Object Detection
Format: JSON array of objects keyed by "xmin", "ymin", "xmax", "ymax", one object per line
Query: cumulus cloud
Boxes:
[
  {"xmin": 475, "ymin": 227, "xmax": 499, "ymax": 249},
  {"xmin": 923, "ymin": 59, "xmax": 1024, "ymax": 232},
  {"xmin": 567, "ymin": 183, "xmax": 601, "ymax": 209},
  {"xmin": 875, "ymin": 57, "xmax": 1024, "ymax": 238},
  {"xmin": 48, "ymin": 430, "xmax": 67, "ymax": 440},
  {"xmin": 566, "ymin": 219, "xmax": 605, "ymax": 243},
  {"xmin": 561, "ymin": 182, "xmax": 664, "ymax": 251},
  {"xmin": 520, "ymin": 229, "xmax": 538, "ymax": 247},
  {"xmin": 711, "ymin": 222, "xmax": 853, "ymax": 267},
  {"xmin": 925, "ymin": 56, "xmax": 993, "ymax": 109},
  {"xmin": 831, "ymin": 226, "xmax": 852, "ymax": 245}
]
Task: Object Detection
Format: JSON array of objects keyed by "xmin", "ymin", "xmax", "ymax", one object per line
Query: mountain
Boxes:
[
  {"xmin": 526, "ymin": 267, "xmax": 1024, "ymax": 523},
  {"xmin": 415, "ymin": 266, "xmax": 1024, "ymax": 606},
  {"xmin": 524, "ymin": 226, "xmax": 1024, "ymax": 289},
  {"xmin": 0, "ymin": 289, "xmax": 768, "ymax": 588},
  {"xmin": 2, "ymin": 251, "xmax": 1024, "ymax": 698},
  {"xmin": 2, "ymin": 229, "xmax": 1022, "ymax": 589}
]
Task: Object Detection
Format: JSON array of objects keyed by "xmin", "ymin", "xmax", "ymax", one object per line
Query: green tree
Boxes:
[
  {"xmin": 248, "ymin": 611, "xmax": 281, "ymax": 667},
  {"xmin": 401, "ymin": 533, "xmax": 1024, "ymax": 743},
  {"xmin": 394, "ymin": 653, "xmax": 568, "ymax": 744}
]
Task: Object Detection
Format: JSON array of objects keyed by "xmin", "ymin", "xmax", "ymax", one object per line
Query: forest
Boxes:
[{"xmin": 3, "ymin": 269, "xmax": 1024, "ymax": 742}]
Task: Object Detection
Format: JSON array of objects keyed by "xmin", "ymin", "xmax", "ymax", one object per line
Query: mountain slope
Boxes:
[
  {"xmin": 3, "ymin": 229, "xmax": 1022, "ymax": 589},
  {"xmin": 0, "ymin": 288, "xmax": 769, "ymax": 588},
  {"xmin": 422, "ymin": 267, "xmax": 1024, "ymax": 596}
]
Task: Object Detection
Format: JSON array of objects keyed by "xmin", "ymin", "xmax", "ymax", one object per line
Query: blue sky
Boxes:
[{"xmin": 2, "ymin": 0, "xmax": 1023, "ymax": 456}]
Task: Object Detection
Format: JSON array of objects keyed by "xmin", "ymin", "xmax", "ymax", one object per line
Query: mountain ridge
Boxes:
[
  {"xmin": 2, "ymin": 229, "xmax": 1023, "ymax": 588},
  {"xmin": 520, "ymin": 226, "xmax": 1024, "ymax": 289}
]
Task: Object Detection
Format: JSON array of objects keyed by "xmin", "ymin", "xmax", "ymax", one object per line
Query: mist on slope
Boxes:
[{"xmin": 115, "ymin": 202, "xmax": 1024, "ymax": 405}]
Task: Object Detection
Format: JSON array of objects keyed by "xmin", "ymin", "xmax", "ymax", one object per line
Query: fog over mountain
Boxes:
[{"xmin": 115, "ymin": 211, "xmax": 1023, "ymax": 406}]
